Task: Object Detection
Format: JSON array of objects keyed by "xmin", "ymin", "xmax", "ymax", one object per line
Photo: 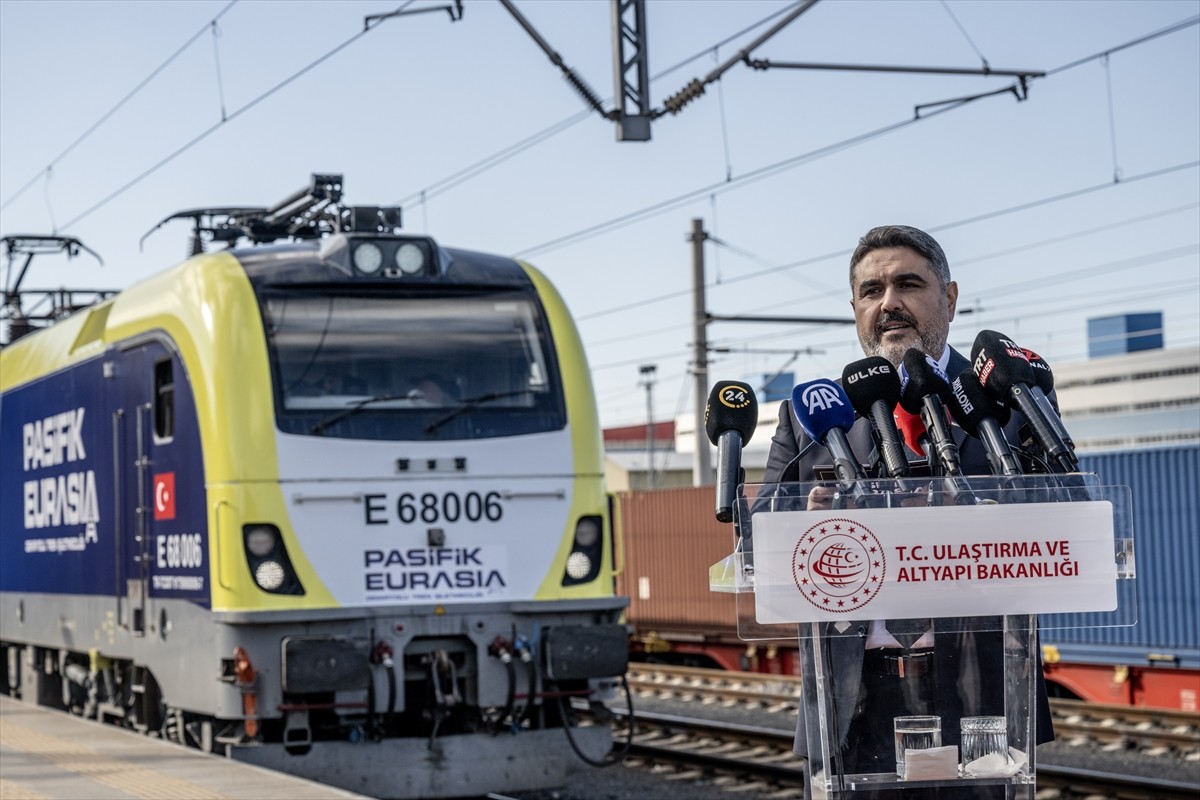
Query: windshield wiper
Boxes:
[
  {"xmin": 310, "ymin": 393, "xmax": 409, "ymax": 436},
  {"xmin": 423, "ymin": 390, "xmax": 532, "ymax": 434}
]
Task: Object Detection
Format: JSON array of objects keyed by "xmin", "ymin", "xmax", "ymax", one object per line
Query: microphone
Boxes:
[
  {"xmin": 971, "ymin": 331, "xmax": 1078, "ymax": 473},
  {"xmin": 893, "ymin": 405, "xmax": 929, "ymax": 458},
  {"xmin": 790, "ymin": 378, "xmax": 869, "ymax": 507},
  {"xmin": 705, "ymin": 381, "xmax": 759, "ymax": 523},
  {"xmin": 945, "ymin": 368, "xmax": 1022, "ymax": 477},
  {"xmin": 899, "ymin": 349, "xmax": 977, "ymax": 505},
  {"xmin": 1023, "ymin": 347, "xmax": 1077, "ymax": 456},
  {"xmin": 899, "ymin": 349, "xmax": 965, "ymax": 477},
  {"xmin": 842, "ymin": 357, "xmax": 910, "ymax": 478}
]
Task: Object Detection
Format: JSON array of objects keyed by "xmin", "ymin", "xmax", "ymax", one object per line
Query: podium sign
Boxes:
[
  {"xmin": 753, "ymin": 501, "xmax": 1117, "ymax": 624},
  {"xmin": 719, "ymin": 475, "xmax": 1134, "ymax": 799}
]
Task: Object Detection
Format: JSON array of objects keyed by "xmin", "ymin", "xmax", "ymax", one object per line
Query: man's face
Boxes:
[{"xmin": 850, "ymin": 246, "xmax": 958, "ymax": 366}]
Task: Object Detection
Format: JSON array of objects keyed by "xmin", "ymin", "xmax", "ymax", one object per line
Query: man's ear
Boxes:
[{"xmin": 946, "ymin": 280, "xmax": 959, "ymax": 321}]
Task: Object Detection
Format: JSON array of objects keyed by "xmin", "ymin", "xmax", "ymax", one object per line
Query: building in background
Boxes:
[{"xmin": 1087, "ymin": 312, "xmax": 1165, "ymax": 359}]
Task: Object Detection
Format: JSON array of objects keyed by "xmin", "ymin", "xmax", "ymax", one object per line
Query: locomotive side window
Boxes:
[
  {"xmin": 154, "ymin": 357, "xmax": 175, "ymax": 440},
  {"xmin": 261, "ymin": 291, "xmax": 566, "ymax": 441}
]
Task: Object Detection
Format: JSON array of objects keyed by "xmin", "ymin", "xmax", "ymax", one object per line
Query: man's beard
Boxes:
[{"xmin": 861, "ymin": 310, "xmax": 949, "ymax": 366}]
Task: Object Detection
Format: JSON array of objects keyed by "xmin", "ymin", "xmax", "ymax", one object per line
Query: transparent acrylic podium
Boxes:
[{"xmin": 711, "ymin": 474, "xmax": 1136, "ymax": 799}]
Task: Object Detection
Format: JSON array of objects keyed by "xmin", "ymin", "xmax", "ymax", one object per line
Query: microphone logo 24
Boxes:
[
  {"xmin": 845, "ymin": 363, "xmax": 892, "ymax": 384},
  {"xmin": 718, "ymin": 385, "xmax": 753, "ymax": 409},
  {"xmin": 800, "ymin": 383, "xmax": 846, "ymax": 414}
]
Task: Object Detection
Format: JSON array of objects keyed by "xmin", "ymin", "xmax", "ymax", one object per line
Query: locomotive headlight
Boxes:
[
  {"xmin": 245, "ymin": 526, "xmax": 277, "ymax": 557},
  {"xmin": 395, "ymin": 242, "xmax": 425, "ymax": 274},
  {"xmin": 353, "ymin": 242, "xmax": 384, "ymax": 274},
  {"xmin": 255, "ymin": 560, "xmax": 286, "ymax": 591},
  {"xmin": 562, "ymin": 514, "xmax": 604, "ymax": 586},
  {"xmin": 573, "ymin": 517, "xmax": 600, "ymax": 547},
  {"xmin": 241, "ymin": 523, "xmax": 304, "ymax": 595},
  {"xmin": 565, "ymin": 552, "xmax": 592, "ymax": 580}
]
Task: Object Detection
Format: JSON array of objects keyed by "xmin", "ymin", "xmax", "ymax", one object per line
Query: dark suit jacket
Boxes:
[{"xmin": 757, "ymin": 348, "xmax": 1056, "ymax": 758}]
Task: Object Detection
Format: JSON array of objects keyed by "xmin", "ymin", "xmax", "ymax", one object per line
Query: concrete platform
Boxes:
[{"xmin": 0, "ymin": 695, "xmax": 373, "ymax": 800}]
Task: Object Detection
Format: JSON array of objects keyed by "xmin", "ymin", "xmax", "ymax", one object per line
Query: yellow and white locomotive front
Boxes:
[{"xmin": 210, "ymin": 233, "xmax": 627, "ymax": 795}]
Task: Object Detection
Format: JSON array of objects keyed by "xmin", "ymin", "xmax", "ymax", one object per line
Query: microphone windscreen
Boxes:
[
  {"xmin": 893, "ymin": 405, "xmax": 927, "ymax": 456},
  {"xmin": 791, "ymin": 379, "xmax": 856, "ymax": 443},
  {"xmin": 898, "ymin": 348, "xmax": 952, "ymax": 414},
  {"xmin": 971, "ymin": 330, "xmax": 1035, "ymax": 398},
  {"xmin": 704, "ymin": 380, "xmax": 758, "ymax": 445},
  {"xmin": 1023, "ymin": 348, "xmax": 1054, "ymax": 393},
  {"xmin": 842, "ymin": 356, "xmax": 902, "ymax": 417},
  {"xmin": 947, "ymin": 368, "xmax": 1012, "ymax": 435}
]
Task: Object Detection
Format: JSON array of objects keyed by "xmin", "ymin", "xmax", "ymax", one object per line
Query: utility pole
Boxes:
[
  {"xmin": 639, "ymin": 364, "xmax": 657, "ymax": 488},
  {"xmin": 690, "ymin": 218, "xmax": 711, "ymax": 487}
]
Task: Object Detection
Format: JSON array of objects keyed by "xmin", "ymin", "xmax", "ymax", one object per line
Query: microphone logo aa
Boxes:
[
  {"xmin": 718, "ymin": 384, "xmax": 753, "ymax": 409},
  {"xmin": 923, "ymin": 353, "xmax": 948, "ymax": 382},
  {"xmin": 801, "ymin": 383, "xmax": 846, "ymax": 413},
  {"xmin": 845, "ymin": 364, "xmax": 892, "ymax": 384}
]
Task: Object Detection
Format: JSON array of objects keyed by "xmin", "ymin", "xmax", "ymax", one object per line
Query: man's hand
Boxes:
[{"xmin": 807, "ymin": 485, "xmax": 835, "ymax": 510}]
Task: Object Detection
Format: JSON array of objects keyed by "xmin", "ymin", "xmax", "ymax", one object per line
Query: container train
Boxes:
[
  {"xmin": 616, "ymin": 443, "xmax": 1199, "ymax": 711},
  {"xmin": 0, "ymin": 175, "xmax": 630, "ymax": 799}
]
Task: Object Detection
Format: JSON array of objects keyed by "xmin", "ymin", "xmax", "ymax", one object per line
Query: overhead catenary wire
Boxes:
[
  {"xmin": 0, "ymin": 0, "xmax": 240, "ymax": 214},
  {"xmin": 573, "ymin": 160, "xmax": 1199, "ymax": 324},
  {"xmin": 392, "ymin": 1, "xmax": 808, "ymax": 209},
  {"xmin": 939, "ymin": 0, "xmax": 991, "ymax": 72},
  {"xmin": 54, "ymin": 1, "xmax": 425, "ymax": 232}
]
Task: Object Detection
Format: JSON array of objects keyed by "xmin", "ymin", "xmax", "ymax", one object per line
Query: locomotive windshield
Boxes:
[{"xmin": 261, "ymin": 290, "xmax": 566, "ymax": 440}]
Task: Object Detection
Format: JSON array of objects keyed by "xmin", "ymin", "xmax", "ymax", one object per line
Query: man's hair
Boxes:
[{"xmin": 849, "ymin": 225, "xmax": 951, "ymax": 290}]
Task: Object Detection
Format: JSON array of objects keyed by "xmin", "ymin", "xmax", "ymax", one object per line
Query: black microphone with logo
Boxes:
[
  {"xmin": 705, "ymin": 381, "xmax": 759, "ymax": 524},
  {"xmin": 971, "ymin": 331, "xmax": 1078, "ymax": 474},
  {"xmin": 945, "ymin": 367, "xmax": 1023, "ymax": 478},
  {"xmin": 791, "ymin": 378, "xmax": 871, "ymax": 508},
  {"xmin": 1023, "ymin": 346, "xmax": 1077, "ymax": 458},
  {"xmin": 899, "ymin": 349, "xmax": 977, "ymax": 505},
  {"xmin": 842, "ymin": 356, "xmax": 910, "ymax": 479}
]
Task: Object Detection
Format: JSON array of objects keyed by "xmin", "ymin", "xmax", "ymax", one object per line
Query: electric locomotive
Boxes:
[{"xmin": 0, "ymin": 175, "xmax": 630, "ymax": 798}]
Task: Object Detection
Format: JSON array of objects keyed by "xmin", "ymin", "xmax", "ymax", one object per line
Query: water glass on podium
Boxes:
[
  {"xmin": 960, "ymin": 715, "xmax": 1009, "ymax": 776},
  {"xmin": 893, "ymin": 715, "xmax": 941, "ymax": 778}
]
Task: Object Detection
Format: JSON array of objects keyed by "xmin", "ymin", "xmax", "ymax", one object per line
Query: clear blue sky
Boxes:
[{"xmin": 2, "ymin": 0, "xmax": 1197, "ymax": 431}]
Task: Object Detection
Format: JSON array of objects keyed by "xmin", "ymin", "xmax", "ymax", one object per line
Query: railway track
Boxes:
[
  {"xmin": 627, "ymin": 663, "xmax": 1200, "ymax": 758},
  {"xmin": 612, "ymin": 663, "xmax": 1200, "ymax": 799}
]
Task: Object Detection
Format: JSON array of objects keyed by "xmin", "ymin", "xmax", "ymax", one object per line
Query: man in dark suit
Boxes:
[{"xmin": 759, "ymin": 225, "xmax": 1054, "ymax": 797}]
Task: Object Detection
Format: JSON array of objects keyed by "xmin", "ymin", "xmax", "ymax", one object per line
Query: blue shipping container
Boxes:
[{"xmin": 1040, "ymin": 444, "xmax": 1199, "ymax": 670}]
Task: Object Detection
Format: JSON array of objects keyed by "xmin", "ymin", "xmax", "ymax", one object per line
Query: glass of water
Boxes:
[
  {"xmin": 894, "ymin": 715, "xmax": 941, "ymax": 778},
  {"xmin": 960, "ymin": 716, "xmax": 1009, "ymax": 776}
]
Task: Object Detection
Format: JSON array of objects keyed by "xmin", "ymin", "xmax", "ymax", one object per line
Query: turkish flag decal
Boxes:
[{"xmin": 153, "ymin": 473, "xmax": 176, "ymax": 520}]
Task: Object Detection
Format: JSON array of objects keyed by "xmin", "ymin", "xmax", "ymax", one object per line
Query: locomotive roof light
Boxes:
[
  {"xmin": 352, "ymin": 241, "xmax": 384, "ymax": 274},
  {"xmin": 394, "ymin": 242, "xmax": 426, "ymax": 275},
  {"xmin": 318, "ymin": 233, "xmax": 441, "ymax": 279}
]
